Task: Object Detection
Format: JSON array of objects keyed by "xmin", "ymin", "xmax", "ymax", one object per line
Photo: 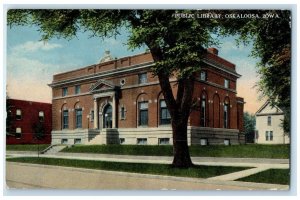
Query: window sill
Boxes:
[
  {"xmin": 138, "ymin": 126, "xmax": 148, "ymax": 128},
  {"xmin": 158, "ymin": 124, "xmax": 171, "ymax": 127}
]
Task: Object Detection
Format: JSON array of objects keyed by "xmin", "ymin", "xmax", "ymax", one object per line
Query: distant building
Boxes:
[
  {"xmin": 255, "ymin": 101, "xmax": 289, "ymax": 144},
  {"xmin": 6, "ymin": 99, "xmax": 52, "ymax": 144},
  {"xmin": 49, "ymin": 49, "xmax": 245, "ymax": 145}
]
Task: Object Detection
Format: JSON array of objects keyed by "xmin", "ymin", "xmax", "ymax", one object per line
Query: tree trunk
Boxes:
[{"xmin": 172, "ymin": 119, "xmax": 193, "ymax": 168}]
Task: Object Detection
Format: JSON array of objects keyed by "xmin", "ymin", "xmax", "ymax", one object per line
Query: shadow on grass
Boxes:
[{"xmin": 7, "ymin": 157, "xmax": 250, "ymax": 179}]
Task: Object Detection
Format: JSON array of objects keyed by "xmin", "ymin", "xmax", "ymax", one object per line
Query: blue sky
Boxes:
[{"xmin": 6, "ymin": 24, "xmax": 264, "ymax": 113}]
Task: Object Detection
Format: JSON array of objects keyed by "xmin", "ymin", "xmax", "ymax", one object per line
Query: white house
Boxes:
[{"xmin": 255, "ymin": 101, "xmax": 289, "ymax": 144}]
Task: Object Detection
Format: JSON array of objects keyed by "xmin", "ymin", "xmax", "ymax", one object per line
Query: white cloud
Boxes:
[
  {"xmin": 11, "ymin": 41, "xmax": 63, "ymax": 54},
  {"xmin": 6, "ymin": 41, "xmax": 69, "ymax": 103}
]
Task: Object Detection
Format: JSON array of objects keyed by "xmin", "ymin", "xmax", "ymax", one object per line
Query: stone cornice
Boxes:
[{"xmin": 49, "ymin": 57, "xmax": 241, "ymax": 88}]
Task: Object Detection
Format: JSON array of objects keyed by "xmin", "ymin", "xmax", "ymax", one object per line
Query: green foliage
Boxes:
[
  {"xmin": 7, "ymin": 157, "xmax": 249, "ymax": 179},
  {"xmin": 61, "ymin": 144, "xmax": 290, "ymax": 159},
  {"xmin": 237, "ymin": 169, "xmax": 290, "ymax": 185},
  {"xmin": 219, "ymin": 10, "xmax": 291, "ymax": 133},
  {"xmin": 6, "ymin": 144, "xmax": 50, "ymax": 151},
  {"xmin": 243, "ymin": 112, "xmax": 255, "ymax": 135}
]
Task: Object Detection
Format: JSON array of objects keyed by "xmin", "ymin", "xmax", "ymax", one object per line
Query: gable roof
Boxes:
[
  {"xmin": 89, "ymin": 79, "xmax": 118, "ymax": 94},
  {"xmin": 255, "ymin": 100, "xmax": 284, "ymax": 115}
]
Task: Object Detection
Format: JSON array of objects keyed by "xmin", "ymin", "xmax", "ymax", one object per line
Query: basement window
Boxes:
[
  {"xmin": 137, "ymin": 138, "xmax": 147, "ymax": 145},
  {"xmin": 158, "ymin": 138, "xmax": 170, "ymax": 145},
  {"xmin": 61, "ymin": 139, "xmax": 68, "ymax": 144},
  {"xmin": 224, "ymin": 139, "xmax": 230, "ymax": 146},
  {"xmin": 200, "ymin": 138, "xmax": 208, "ymax": 146}
]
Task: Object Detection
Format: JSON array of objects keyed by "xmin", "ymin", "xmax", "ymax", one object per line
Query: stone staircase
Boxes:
[
  {"xmin": 88, "ymin": 134, "xmax": 104, "ymax": 144},
  {"xmin": 41, "ymin": 145, "xmax": 66, "ymax": 155}
]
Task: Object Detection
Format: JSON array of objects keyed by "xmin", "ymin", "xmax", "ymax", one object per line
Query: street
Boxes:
[{"xmin": 6, "ymin": 161, "xmax": 289, "ymax": 190}]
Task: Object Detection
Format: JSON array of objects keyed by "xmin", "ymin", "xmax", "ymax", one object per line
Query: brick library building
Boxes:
[{"xmin": 49, "ymin": 48, "xmax": 245, "ymax": 146}]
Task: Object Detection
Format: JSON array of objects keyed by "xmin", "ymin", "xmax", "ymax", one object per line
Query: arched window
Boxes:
[
  {"xmin": 213, "ymin": 94, "xmax": 220, "ymax": 128},
  {"xmin": 224, "ymin": 98, "xmax": 230, "ymax": 128},
  {"xmin": 103, "ymin": 104, "xmax": 112, "ymax": 128},
  {"xmin": 62, "ymin": 110, "xmax": 69, "ymax": 129},
  {"xmin": 61, "ymin": 104, "xmax": 68, "ymax": 129},
  {"xmin": 138, "ymin": 101, "xmax": 148, "ymax": 126},
  {"xmin": 75, "ymin": 108, "xmax": 82, "ymax": 128},
  {"xmin": 160, "ymin": 100, "xmax": 171, "ymax": 125},
  {"xmin": 200, "ymin": 93, "xmax": 207, "ymax": 127},
  {"xmin": 137, "ymin": 93, "xmax": 149, "ymax": 127}
]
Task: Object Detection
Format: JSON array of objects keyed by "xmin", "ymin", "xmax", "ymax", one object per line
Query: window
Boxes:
[
  {"xmin": 270, "ymin": 131, "xmax": 273, "ymax": 141},
  {"xmin": 224, "ymin": 103, "xmax": 229, "ymax": 128},
  {"xmin": 200, "ymin": 138, "xmax": 208, "ymax": 146},
  {"xmin": 138, "ymin": 101, "xmax": 148, "ymax": 126},
  {"xmin": 120, "ymin": 138, "xmax": 125, "ymax": 144},
  {"xmin": 74, "ymin": 138, "xmax": 81, "ymax": 144},
  {"xmin": 158, "ymin": 138, "xmax": 170, "ymax": 145},
  {"xmin": 200, "ymin": 71, "xmax": 207, "ymax": 81},
  {"xmin": 137, "ymin": 138, "xmax": 147, "ymax": 145},
  {"xmin": 265, "ymin": 131, "xmax": 273, "ymax": 141},
  {"xmin": 267, "ymin": 116, "xmax": 272, "ymax": 126},
  {"xmin": 224, "ymin": 139, "xmax": 230, "ymax": 146},
  {"xmin": 120, "ymin": 106, "xmax": 126, "ymax": 120},
  {"xmin": 138, "ymin": 73, "xmax": 147, "ymax": 84},
  {"xmin": 61, "ymin": 139, "xmax": 68, "ymax": 144},
  {"xmin": 39, "ymin": 111, "xmax": 44, "ymax": 122},
  {"xmin": 200, "ymin": 95, "xmax": 206, "ymax": 127},
  {"xmin": 16, "ymin": 109, "xmax": 22, "ymax": 120},
  {"xmin": 160, "ymin": 100, "xmax": 171, "ymax": 125},
  {"xmin": 16, "ymin": 127, "xmax": 22, "ymax": 139},
  {"xmin": 62, "ymin": 87, "xmax": 68, "ymax": 96},
  {"xmin": 75, "ymin": 85, "xmax": 81, "ymax": 94},
  {"xmin": 63, "ymin": 110, "xmax": 69, "ymax": 129},
  {"xmin": 224, "ymin": 79, "xmax": 229, "ymax": 88},
  {"xmin": 90, "ymin": 110, "xmax": 94, "ymax": 122},
  {"xmin": 75, "ymin": 109, "xmax": 82, "ymax": 128}
]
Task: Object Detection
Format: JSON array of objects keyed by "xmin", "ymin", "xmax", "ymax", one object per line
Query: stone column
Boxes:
[{"xmin": 94, "ymin": 98, "xmax": 98, "ymax": 129}]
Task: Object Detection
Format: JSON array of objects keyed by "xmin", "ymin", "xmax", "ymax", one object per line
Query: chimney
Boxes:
[{"xmin": 207, "ymin": 48, "xmax": 219, "ymax": 55}]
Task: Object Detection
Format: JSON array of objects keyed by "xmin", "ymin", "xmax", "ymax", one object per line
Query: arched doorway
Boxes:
[{"xmin": 103, "ymin": 104, "xmax": 112, "ymax": 128}]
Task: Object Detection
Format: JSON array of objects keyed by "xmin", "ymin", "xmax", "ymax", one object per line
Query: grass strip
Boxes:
[
  {"xmin": 7, "ymin": 157, "xmax": 249, "ymax": 179},
  {"xmin": 6, "ymin": 144, "xmax": 50, "ymax": 152},
  {"xmin": 237, "ymin": 169, "xmax": 290, "ymax": 185},
  {"xmin": 61, "ymin": 144, "xmax": 290, "ymax": 159}
]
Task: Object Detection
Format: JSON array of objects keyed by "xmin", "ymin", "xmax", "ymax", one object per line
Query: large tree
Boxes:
[
  {"xmin": 7, "ymin": 9, "xmax": 291, "ymax": 167},
  {"xmin": 219, "ymin": 10, "xmax": 291, "ymax": 133},
  {"xmin": 8, "ymin": 9, "xmax": 220, "ymax": 168}
]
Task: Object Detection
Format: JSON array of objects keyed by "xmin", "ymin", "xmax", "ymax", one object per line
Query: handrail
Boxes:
[{"xmin": 40, "ymin": 145, "xmax": 54, "ymax": 154}]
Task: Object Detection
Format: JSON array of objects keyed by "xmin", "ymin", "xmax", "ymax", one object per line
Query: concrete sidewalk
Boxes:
[{"xmin": 6, "ymin": 151, "xmax": 290, "ymax": 183}]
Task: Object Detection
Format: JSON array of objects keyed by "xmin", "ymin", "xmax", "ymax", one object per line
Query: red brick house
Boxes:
[
  {"xmin": 49, "ymin": 48, "xmax": 244, "ymax": 145},
  {"xmin": 6, "ymin": 99, "xmax": 52, "ymax": 144}
]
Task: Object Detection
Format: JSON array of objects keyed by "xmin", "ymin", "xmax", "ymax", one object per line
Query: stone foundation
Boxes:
[{"xmin": 52, "ymin": 126, "xmax": 245, "ymax": 145}]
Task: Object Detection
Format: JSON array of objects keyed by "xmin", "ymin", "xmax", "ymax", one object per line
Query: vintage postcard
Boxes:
[{"xmin": 5, "ymin": 7, "xmax": 292, "ymax": 193}]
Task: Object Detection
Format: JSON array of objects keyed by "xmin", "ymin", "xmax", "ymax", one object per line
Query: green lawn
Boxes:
[
  {"xmin": 237, "ymin": 169, "xmax": 290, "ymax": 185},
  {"xmin": 61, "ymin": 144, "xmax": 290, "ymax": 159},
  {"xmin": 6, "ymin": 144, "xmax": 50, "ymax": 152},
  {"xmin": 6, "ymin": 157, "xmax": 250, "ymax": 179}
]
